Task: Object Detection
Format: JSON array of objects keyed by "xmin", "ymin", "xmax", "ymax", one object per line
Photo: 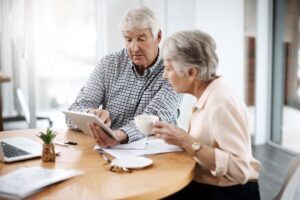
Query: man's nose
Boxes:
[{"xmin": 131, "ymin": 40, "xmax": 140, "ymax": 51}]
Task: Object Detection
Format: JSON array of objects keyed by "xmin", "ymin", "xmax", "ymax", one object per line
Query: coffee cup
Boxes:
[{"xmin": 134, "ymin": 114, "xmax": 159, "ymax": 135}]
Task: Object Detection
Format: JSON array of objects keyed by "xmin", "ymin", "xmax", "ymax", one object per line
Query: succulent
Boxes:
[{"xmin": 37, "ymin": 128, "xmax": 57, "ymax": 144}]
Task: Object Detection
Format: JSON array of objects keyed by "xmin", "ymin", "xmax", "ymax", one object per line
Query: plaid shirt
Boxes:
[{"xmin": 66, "ymin": 48, "xmax": 183, "ymax": 143}]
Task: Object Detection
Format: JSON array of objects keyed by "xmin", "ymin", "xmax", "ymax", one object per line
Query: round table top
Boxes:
[{"xmin": 0, "ymin": 129, "xmax": 196, "ymax": 200}]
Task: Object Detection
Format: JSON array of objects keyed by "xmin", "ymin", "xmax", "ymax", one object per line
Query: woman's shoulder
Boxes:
[{"xmin": 208, "ymin": 81, "xmax": 244, "ymax": 108}]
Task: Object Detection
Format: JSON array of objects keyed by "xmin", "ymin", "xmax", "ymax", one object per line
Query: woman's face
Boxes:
[{"xmin": 163, "ymin": 60, "xmax": 190, "ymax": 93}]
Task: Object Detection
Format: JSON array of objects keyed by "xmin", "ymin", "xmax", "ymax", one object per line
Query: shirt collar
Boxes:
[
  {"xmin": 194, "ymin": 76, "xmax": 223, "ymax": 110},
  {"xmin": 128, "ymin": 50, "xmax": 162, "ymax": 78}
]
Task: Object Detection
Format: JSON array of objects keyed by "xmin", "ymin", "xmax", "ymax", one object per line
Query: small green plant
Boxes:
[{"xmin": 37, "ymin": 128, "xmax": 57, "ymax": 144}]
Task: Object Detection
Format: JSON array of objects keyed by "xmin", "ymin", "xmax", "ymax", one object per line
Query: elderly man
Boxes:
[{"xmin": 66, "ymin": 6, "xmax": 182, "ymax": 147}]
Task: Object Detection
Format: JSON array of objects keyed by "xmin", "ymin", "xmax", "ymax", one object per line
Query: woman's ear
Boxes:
[
  {"xmin": 187, "ymin": 67, "xmax": 197, "ymax": 81},
  {"xmin": 156, "ymin": 30, "xmax": 162, "ymax": 43}
]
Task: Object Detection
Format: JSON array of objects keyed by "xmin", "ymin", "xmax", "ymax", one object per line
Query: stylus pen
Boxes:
[
  {"xmin": 53, "ymin": 141, "xmax": 69, "ymax": 147},
  {"xmin": 65, "ymin": 141, "xmax": 77, "ymax": 145}
]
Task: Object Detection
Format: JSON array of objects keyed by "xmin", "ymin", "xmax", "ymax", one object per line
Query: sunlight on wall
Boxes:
[{"xmin": 33, "ymin": 0, "xmax": 96, "ymax": 111}]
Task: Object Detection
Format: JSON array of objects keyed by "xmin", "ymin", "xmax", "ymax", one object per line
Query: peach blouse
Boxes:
[{"xmin": 189, "ymin": 77, "xmax": 260, "ymax": 186}]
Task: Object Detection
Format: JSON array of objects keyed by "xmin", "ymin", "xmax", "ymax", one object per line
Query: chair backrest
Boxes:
[
  {"xmin": 273, "ymin": 153, "xmax": 300, "ymax": 200},
  {"xmin": 16, "ymin": 88, "xmax": 30, "ymax": 125}
]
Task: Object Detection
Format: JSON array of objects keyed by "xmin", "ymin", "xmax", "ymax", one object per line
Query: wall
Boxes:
[
  {"xmin": 97, "ymin": 0, "xmax": 140, "ymax": 55},
  {"xmin": 244, "ymin": 0, "xmax": 257, "ymax": 37},
  {"xmin": 195, "ymin": 0, "xmax": 245, "ymax": 100},
  {"xmin": 164, "ymin": 0, "xmax": 197, "ymax": 130},
  {"xmin": 96, "ymin": 0, "xmax": 245, "ymax": 130}
]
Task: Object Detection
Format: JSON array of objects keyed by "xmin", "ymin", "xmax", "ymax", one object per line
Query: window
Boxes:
[{"xmin": 34, "ymin": 0, "xmax": 96, "ymax": 127}]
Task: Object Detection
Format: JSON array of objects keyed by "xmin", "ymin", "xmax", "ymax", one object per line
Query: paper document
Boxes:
[
  {"xmin": 112, "ymin": 137, "xmax": 147, "ymax": 150},
  {"xmin": 0, "ymin": 166, "xmax": 83, "ymax": 199},
  {"xmin": 96, "ymin": 138, "xmax": 182, "ymax": 158}
]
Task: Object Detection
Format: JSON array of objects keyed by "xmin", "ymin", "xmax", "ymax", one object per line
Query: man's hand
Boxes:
[
  {"xmin": 89, "ymin": 122, "xmax": 128, "ymax": 148},
  {"xmin": 88, "ymin": 108, "xmax": 111, "ymax": 127}
]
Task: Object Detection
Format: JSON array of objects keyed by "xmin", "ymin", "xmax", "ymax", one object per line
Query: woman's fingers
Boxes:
[
  {"xmin": 153, "ymin": 121, "xmax": 167, "ymax": 128},
  {"xmin": 152, "ymin": 124, "xmax": 171, "ymax": 137},
  {"xmin": 152, "ymin": 123, "xmax": 187, "ymax": 145}
]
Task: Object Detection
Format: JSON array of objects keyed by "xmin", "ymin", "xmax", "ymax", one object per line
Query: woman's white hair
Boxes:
[
  {"xmin": 161, "ymin": 30, "xmax": 219, "ymax": 81},
  {"xmin": 119, "ymin": 6, "xmax": 160, "ymax": 39}
]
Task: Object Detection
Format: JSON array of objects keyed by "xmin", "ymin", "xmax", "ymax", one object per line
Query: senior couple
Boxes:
[{"xmin": 66, "ymin": 6, "xmax": 261, "ymax": 200}]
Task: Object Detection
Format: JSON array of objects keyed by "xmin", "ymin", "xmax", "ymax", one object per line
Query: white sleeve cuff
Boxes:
[{"xmin": 210, "ymin": 148, "xmax": 229, "ymax": 177}]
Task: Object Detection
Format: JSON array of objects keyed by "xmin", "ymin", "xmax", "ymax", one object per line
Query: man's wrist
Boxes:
[{"xmin": 115, "ymin": 130, "xmax": 128, "ymax": 144}]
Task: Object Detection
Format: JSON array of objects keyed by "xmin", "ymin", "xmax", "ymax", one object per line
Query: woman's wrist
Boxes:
[{"xmin": 182, "ymin": 138, "xmax": 197, "ymax": 155}]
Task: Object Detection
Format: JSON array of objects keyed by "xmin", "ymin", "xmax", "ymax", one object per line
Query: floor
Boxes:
[{"xmin": 253, "ymin": 144, "xmax": 300, "ymax": 200}]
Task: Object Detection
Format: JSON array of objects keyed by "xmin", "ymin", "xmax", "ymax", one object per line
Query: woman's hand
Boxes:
[
  {"xmin": 152, "ymin": 121, "xmax": 194, "ymax": 149},
  {"xmin": 152, "ymin": 121, "xmax": 215, "ymax": 170}
]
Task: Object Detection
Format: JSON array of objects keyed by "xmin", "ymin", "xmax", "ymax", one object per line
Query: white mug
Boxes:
[{"xmin": 134, "ymin": 114, "xmax": 159, "ymax": 135}]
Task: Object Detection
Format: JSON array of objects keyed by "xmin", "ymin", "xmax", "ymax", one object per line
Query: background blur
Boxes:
[{"xmin": 0, "ymin": 0, "xmax": 299, "ymax": 153}]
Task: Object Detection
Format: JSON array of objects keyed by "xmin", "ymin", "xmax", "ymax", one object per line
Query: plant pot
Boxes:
[{"xmin": 42, "ymin": 143, "xmax": 56, "ymax": 162}]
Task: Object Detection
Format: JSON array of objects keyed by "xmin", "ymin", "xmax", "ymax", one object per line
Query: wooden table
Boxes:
[
  {"xmin": 0, "ymin": 129, "xmax": 196, "ymax": 200},
  {"xmin": 0, "ymin": 75, "xmax": 11, "ymax": 131}
]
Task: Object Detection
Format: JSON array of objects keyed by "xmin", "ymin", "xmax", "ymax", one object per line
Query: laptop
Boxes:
[{"xmin": 0, "ymin": 137, "xmax": 43, "ymax": 163}]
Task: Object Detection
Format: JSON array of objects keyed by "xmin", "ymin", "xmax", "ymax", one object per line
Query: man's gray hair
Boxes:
[
  {"xmin": 162, "ymin": 30, "xmax": 218, "ymax": 81},
  {"xmin": 119, "ymin": 6, "xmax": 160, "ymax": 39}
]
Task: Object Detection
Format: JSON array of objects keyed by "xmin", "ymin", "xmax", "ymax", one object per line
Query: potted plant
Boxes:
[{"xmin": 37, "ymin": 128, "xmax": 57, "ymax": 162}]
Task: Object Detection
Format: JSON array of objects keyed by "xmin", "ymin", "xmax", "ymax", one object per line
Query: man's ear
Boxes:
[
  {"xmin": 188, "ymin": 67, "xmax": 197, "ymax": 81},
  {"xmin": 156, "ymin": 30, "xmax": 162, "ymax": 43}
]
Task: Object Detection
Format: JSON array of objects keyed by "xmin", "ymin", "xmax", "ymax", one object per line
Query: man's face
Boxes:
[{"xmin": 123, "ymin": 28, "xmax": 161, "ymax": 69}]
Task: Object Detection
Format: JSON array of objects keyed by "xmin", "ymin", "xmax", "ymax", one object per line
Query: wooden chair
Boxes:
[{"xmin": 273, "ymin": 153, "xmax": 300, "ymax": 200}]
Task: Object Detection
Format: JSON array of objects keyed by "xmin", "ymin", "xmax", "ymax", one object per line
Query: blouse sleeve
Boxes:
[{"xmin": 209, "ymin": 103, "xmax": 253, "ymax": 184}]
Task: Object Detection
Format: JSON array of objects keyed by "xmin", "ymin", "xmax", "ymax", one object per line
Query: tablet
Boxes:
[{"xmin": 63, "ymin": 110, "xmax": 120, "ymax": 141}]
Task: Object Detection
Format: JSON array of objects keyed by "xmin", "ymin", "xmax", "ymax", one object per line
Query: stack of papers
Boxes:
[
  {"xmin": 0, "ymin": 166, "xmax": 83, "ymax": 199},
  {"xmin": 96, "ymin": 138, "xmax": 182, "ymax": 158}
]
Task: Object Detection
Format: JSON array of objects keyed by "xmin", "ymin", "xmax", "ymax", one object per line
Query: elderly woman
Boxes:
[{"xmin": 152, "ymin": 30, "xmax": 261, "ymax": 200}]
